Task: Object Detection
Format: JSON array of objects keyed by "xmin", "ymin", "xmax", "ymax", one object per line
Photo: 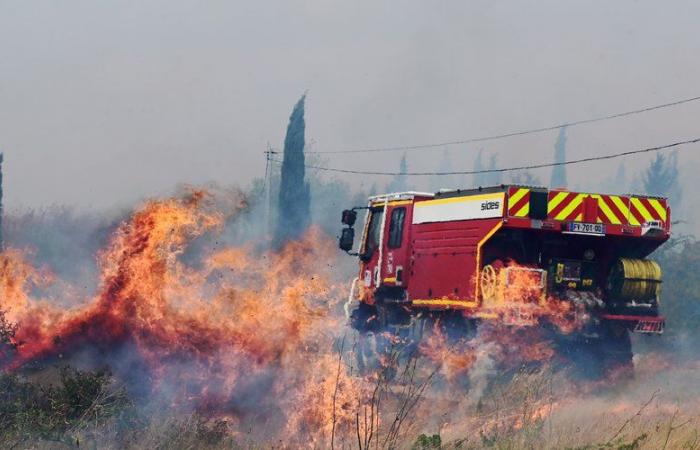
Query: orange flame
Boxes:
[{"xmin": 0, "ymin": 189, "xmax": 369, "ymax": 444}]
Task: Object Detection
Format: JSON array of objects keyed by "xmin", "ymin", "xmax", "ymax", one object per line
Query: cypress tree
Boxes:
[
  {"xmin": 473, "ymin": 148, "xmax": 485, "ymax": 187},
  {"xmin": 613, "ymin": 163, "xmax": 627, "ymax": 194},
  {"xmin": 430, "ymin": 148, "xmax": 454, "ymax": 191},
  {"xmin": 387, "ymin": 154, "xmax": 408, "ymax": 193},
  {"xmin": 275, "ymin": 95, "xmax": 310, "ymax": 244},
  {"xmin": 486, "ymin": 153, "xmax": 502, "ymax": 185},
  {"xmin": 643, "ymin": 152, "xmax": 681, "ymax": 208},
  {"xmin": 550, "ymin": 126, "xmax": 567, "ymax": 188}
]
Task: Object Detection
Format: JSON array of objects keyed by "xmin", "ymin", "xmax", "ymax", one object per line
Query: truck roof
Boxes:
[
  {"xmin": 432, "ymin": 184, "xmax": 668, "ymax": 201},
  {"xmin": 370, "ymin": 184, "xmax": 671, "ymax": 239},
  {"xmin": 372, "ymin": 184, "xmax": 668, "ymax": 202},
  {"xmin": 368, "ymin": 191, "xmax": 434, "ymax": 204}
]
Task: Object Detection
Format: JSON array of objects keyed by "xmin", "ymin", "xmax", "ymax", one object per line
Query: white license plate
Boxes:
[{"xmin": 568, "ymin": 222, "xmax": 605, "ymax": 235}]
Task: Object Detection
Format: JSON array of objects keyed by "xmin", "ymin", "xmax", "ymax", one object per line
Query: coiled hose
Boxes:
[{"xmin": 608, "ymin": 258, "xmax": 662, "ymax": 301}]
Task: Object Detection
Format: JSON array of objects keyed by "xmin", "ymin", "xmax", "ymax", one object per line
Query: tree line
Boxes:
[{"xmin": 271, "ymin": 95, "xmax": 682, "ymax": 245}]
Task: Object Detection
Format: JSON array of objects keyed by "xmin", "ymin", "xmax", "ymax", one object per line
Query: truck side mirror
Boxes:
[
  {"xmin": 341, "ymin": 209, "xmax": 357, "ymax": 227},
  {"xmin": 339, "ymin": 227, "xmax": 355, "ymax": 252}
]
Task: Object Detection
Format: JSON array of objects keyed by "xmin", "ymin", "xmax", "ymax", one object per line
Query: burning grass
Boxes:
[
  {"xmin": 2, "ymin": 349, "xmax": 699, "ymax": 449},
  {"xmin": 0, "ymin": 188, "xmax": 698, "ymax": 449}
]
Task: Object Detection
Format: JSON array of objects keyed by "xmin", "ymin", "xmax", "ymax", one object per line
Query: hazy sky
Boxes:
[{"xmin": 2, "ymin": 0, "xmax": 699, "ymax": 211}]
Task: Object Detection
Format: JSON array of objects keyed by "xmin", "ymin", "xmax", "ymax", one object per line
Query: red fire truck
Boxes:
[{"xmin": 339, "ymin": 185, "xmax": 668, "ymax": 374}]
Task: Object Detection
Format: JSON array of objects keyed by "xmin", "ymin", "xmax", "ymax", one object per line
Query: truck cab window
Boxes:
[
  {"xmin": 388, "ymin": 207, "xmax": 406, "ymax": 248},
  {"xmin": 365, "ymin": 209, "xmax": 384, "ymax": 253}
]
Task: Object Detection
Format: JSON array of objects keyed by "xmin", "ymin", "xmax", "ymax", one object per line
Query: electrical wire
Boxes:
[
  {"xmin": 270, "ymin": 136, "xmax": 700, "ymax": 176},
  {"xmin": 305, "ymin": 94, "xmax": 700, "ymax": 154}
]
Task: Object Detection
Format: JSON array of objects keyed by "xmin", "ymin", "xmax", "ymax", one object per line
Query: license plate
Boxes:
[{"xmin": 567, "ymin": 222, "xmax": 605, "ymax": 235}]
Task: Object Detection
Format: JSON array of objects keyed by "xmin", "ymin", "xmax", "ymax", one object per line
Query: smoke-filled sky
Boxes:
[{"xmin": 2, "ymin": 0, "xmax": 700, "ymax": 212}]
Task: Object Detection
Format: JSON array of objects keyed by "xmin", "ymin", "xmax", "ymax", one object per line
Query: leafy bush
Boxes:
[
  {"xmin": 0, "ymin": 309, "xmax": 17, "ymax": 365},
  {"xmin": 650, "ymin": 237, "xmax": 700, "ymax": 347},
  {"xmin": 0, "ymin": 366, "xmax": 132, "ymax": 446},
  {"xmin": 413, "ymin": 433, "xmax": 442, "ymax": 449}
]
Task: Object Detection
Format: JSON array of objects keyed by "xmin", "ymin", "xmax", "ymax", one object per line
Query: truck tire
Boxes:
[
  {"xmin": 350, "ymin": 300, "xmax": 402, "ymax": 378},
  {"xmin": 350, "ymin": 301, "xmax": 380, "ymax": 333},
  {"xmin": 557, "ymin": 323, "xmax": 633, "ymax": 380},
  {"xmin": 597, "ymin": 323, "xmax": 633, "ymax": 380},
  {"xmin": 351, "ymin": 299, "xmax": 430, "ymax": 378}
]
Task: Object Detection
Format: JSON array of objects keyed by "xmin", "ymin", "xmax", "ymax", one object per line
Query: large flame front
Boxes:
[{"xmin": 0, "ymin": 189, "xmax": 367, "ymax": 444}]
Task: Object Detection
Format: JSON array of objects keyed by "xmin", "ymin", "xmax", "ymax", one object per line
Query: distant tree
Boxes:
[
  {"xmin": 601, "ymin": 163, "xmax": 628, "ymax": 194},
  {"xmin": 275, "ymin": 95, "xmax": 310, "ymax": 245},
  {"xmin": 550, "ymin": 126, "xmax": 567, "ymax": 188},
  {"xmin": 650, "ymin": 237, "xmax": 700, "ymax": 348},
  {"xmin": 367, "ymin": 182, "xmax": 379, "ymax": 198},
  {"xmin": 386, "ymin": 154, "xmax": 409, "ymax": 193},
  {"xmin": 473, "ymin": 148, "xmax": 486, "ymax": 187},
  {"xmin": 308, "ymin": 177, "xmax": 354, "ymax": 236},
  {"xmin": 430, "ymin": 148, "xmax": 455, "ymax": 191},
  {"xmin": 350, "ymin": 183, "xmax": 371, "ymax": 207},
  {"xmin": 642, "ymin": 152, "xmax": 681, "ymax": 208},
  {"xmin": 485, "ymin": 153, "xmax": 502, "ymax": 186},
  {"xmin": 612, "ymin": 163, "xmax": 627, "ymax": 193},
  {"xmin": 510, "ymin": 170, "xmax": 541, "ymax": 186}
]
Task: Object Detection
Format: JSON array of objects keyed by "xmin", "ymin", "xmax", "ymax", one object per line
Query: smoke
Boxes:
[{"xmin": 467, "ymin": 340, "xmax": 498, "ymax": 402}]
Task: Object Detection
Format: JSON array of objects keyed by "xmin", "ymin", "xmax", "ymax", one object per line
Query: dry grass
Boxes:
[
  {"xmin": 3, "ymin": 322, "xmax": 700, "ymax": 449},
  {"xmin": 3, "ymin": 364, "xmax": 700, "ymax": 450}
]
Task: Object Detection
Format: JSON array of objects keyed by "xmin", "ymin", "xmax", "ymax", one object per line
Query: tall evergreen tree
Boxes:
[
  {"xmin": 275, "ymin": 95, "xmax": 310, "ymax": 244},
  {"xmin": 643, "ymin": 152, "xmax": 681, "ymax": 208},
  {"xmin": 473, "ymin": 148, "xmax": 485, "ymax": 187},
  {"xmin": 611, "ymin": 163, "xmax": 628, "ymax": 194},
  {"xmin": 430, "ymin": 148, "xmax": 454, "ymax": 191},
  {"xmin": 550, "ymin": 126, "xmax": 567, "ymax": 188},
  {"xmin": 387, "ymin": 154, "xmax": 408, "ymax": 192},
  {"xmin": 486, "ymin": 153, "xmax": 502, "ymax": 185}
]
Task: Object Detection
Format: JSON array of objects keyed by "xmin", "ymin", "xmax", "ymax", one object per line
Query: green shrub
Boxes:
[
  {"xmin": 0, "ymin": 309, "xmax": 17, "ymax": 365},
  {"xmin": 0, "ymin": 366, "xmax": 132, "ymax": 445},
  {"xmin": 413, "ymin": 433, "xmax": 442, "ymax": 449}
]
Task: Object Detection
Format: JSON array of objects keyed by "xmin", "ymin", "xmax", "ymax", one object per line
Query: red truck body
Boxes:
[{"xmin": 346, "ymin": 185, "xmax": 669, "ymax": 333}]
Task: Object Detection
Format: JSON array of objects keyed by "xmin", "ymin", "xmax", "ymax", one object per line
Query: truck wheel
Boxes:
[
  {"xmin": 355, "ymin": 331, "xmax": 380, "ymax": 375},
  {"xmin": 350, "ymin": 301, "xmax": 400, "ymax": 378},
  {"xmin": 350, "ymin": 301, "xmax": 380, "ymax": 333},
  {"xmin": 352, "ymin": 299, "xmax": 428, "ymax": 380},
  {"xmin": 557, "ymin": 324, "xmax": 633, "ymax": 380},
  {"xmin": 442, "ymin": 313, "xmax": 478, "ymax": 343},
  {"xmin": 597, "ymin": 324, "xmax": 633, "ymax": 380}
]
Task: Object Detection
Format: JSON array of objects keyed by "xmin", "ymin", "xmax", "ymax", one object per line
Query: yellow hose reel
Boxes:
[{"xmin": 608, "ymin": 258, "xmax": 662, "ymax": 301}]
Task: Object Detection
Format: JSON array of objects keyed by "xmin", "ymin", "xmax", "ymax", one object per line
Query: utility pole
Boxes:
[
  {"xmin": 263, "ymin": 144, "xmax": 278, "ymax": 241},
  {"xmin": 264, "ymin": 144, "xmax": 271, "ymax": 239}
]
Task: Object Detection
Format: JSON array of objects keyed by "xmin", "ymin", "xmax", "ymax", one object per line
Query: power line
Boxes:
[
  {"xmin": 305, "ymin": 94, "xmax": 700, "ymax": 154},
  {"xmin": 270, "ymin": 136, "xmax": 700, "ymax": 176}
]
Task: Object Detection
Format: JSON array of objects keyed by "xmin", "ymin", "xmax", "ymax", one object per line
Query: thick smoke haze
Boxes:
[{"xmin": 1, "ymin": 0, "xmax": 700, "ymax": 230}]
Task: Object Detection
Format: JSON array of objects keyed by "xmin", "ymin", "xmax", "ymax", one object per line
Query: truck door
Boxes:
[
  {"xmin": 359, "ymin": 207, "xmax": 385, "ymax": 290},
  {"xmin": 382, "ymin": 205, "xmax": 409, "ymax": 287}
]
